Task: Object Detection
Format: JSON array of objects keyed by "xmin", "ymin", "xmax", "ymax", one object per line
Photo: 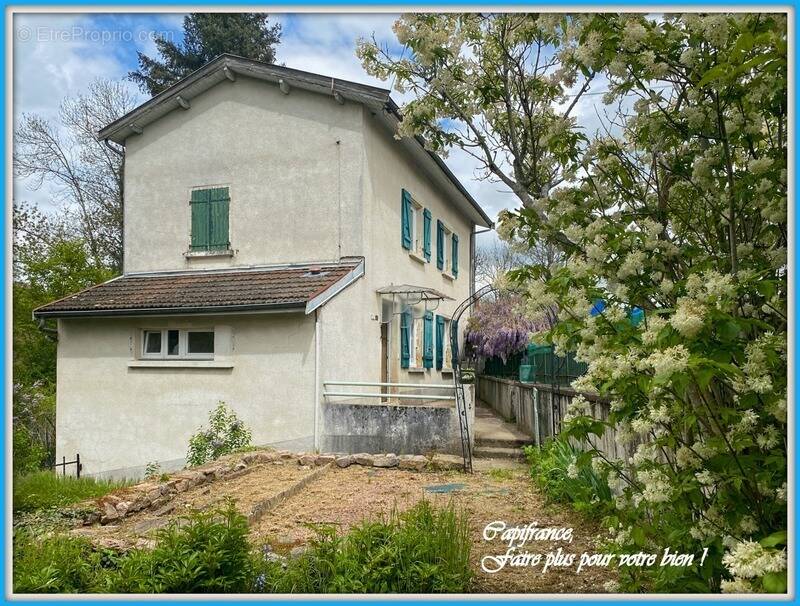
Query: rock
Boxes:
[
  {"xmin": 242, "ymin": 453, "xmax": 259, "ymax": 465},
  {"xmin": 256, "ymin": 451, "xmax": 278, "ymax": 463},
  {"xmin": 315, "ymin": 454, "xmax": 336, "ymax": 466},
  {"xmin": 132, "ymin": 518, "xmax": 169, "ymax": 534},
  {"xmin": 146, "ymin": 488, "xmax": 161, "ymax": 502},
  {"xmin": 174, "ymin": 479, "xmax": 190, "ymax": 493},
  {"xmin": 429, "ymin": 454, "xmax": 463, "ymax": 471},
  {"xmin": 83, "ymin": 511, "xmax": 101, "ymax": 526},
  {"xmin": 398, "ymin": 455, "xmax": 427, "ymax": 471},
  {"xmin": 100, "ymin": 502, "xmax": 120, "ymax": 524},
  {"xmin": 335, "ymin": 455, "xmax": 354, "ymax": 468},
  {"xmin": 373, "ymin": 454, "xmax": 399, "ymax": 468},
  {"xmin": 354, "ymin": 453, "xmax": 374, "ymax": 466},
  {"xmin": 149, "ymin": 495, "xmax": 170, "ymax": 510},
  {"xmin": 289, "ymin": 546, "xmax": 308, "ymax": 558},
  {"xmin": 234, "ymin": 461, "xmax": 247, "ymax": 472},
  {"xmin": 153, "ymin": 502, "xmax": 176, "ymax": 517},
  {"xmin": 277, "ymin": 450, "xmax": 294, "ymax": 459},
  {"xmin": 115, "ymin": 501, "xmax": 130, "ymax": 517},
  {"xmin": 298, "ymin": 454, "xmax": 316, "ymax": 466}
]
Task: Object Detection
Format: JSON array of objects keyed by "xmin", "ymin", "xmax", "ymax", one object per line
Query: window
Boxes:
[
  {"xmin": 190, "ymin": 187, "xmax": 230, "ymax": 252},
  {"xmin": 141, "ymin": 329, "xmax": 215, "ymax": 360},
  {"xmin": 401, "ymin": 189, "xmax": 431, "ymax": 263},
  {"xmin": 435, "ymin": 220, "xmax": 459, "ymax": 279},
  {"xmin": 436, "ymin": 316, "xmax": 453, "ymax": 371}
]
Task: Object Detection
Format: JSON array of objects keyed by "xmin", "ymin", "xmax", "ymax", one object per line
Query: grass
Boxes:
[
  {"xmin": 487, "ymin": 468, "xmax": 516, "ymax": 482},
  {"xmin": 13, "ymin": 500, "xmax": 473, "ymax": 594},
  {"xmin": 524, "ymin": 438, "xmax": 612, "ymax": 517},
  {"xmin": 258, "ymin": 499, "xmax": 473, "ymax": 593},
  {"xmin": 13, "ymin": 471, "xmax": 130, "ymax": 513}
]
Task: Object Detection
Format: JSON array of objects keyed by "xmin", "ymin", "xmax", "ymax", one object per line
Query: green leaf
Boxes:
[
  {"xmin": 698, "ymin": 64, "xmax": 729, "ymax": 87},
  {"xmin": 760, "ymin": 530, "xmax": 787, "ymax": 548},
  {"xmin": 762, "ymin": 571, "xmax": 787, "ymax": 593}
]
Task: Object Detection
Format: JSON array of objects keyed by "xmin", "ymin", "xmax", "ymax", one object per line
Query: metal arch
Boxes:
[{"xmin": 449, "ymin": 284, "xmax": 497, "ymax": 473}]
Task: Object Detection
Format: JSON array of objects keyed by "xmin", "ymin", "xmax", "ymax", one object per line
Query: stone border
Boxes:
[
  {"xmin": 86, "ymin": 450, "xmax": 466, "ymax": 526},
  {"xmin": 248, "ymin": 462, "xmax": 332, "ymax": 524}
]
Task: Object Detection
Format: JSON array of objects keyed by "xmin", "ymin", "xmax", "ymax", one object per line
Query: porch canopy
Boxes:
[{"xmin": 376, "ymin": 284, "xmax": 453, "ymax": 321}]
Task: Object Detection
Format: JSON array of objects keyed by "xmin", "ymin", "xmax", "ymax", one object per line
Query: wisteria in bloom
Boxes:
[{"xmin": 465, "ymin": 295, "xmax": 549, "ymax": 362}]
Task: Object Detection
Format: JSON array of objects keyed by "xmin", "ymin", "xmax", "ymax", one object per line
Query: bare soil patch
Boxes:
[{"xmin": 249, "ymin": 465, "xmax": 615, "ymax": 593}]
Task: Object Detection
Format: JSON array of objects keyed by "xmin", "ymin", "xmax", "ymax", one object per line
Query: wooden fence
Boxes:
[{"xmin": 476, "ymin": 375, "xmax": 639, "ymax": 463}]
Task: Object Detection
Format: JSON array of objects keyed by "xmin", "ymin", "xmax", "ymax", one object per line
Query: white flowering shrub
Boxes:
[
  {"xmin": 360, "ymin": 13, "xmax": 787, "ymax": 593},
  {"xmin": 508, "ymin": 15, "xmax": 788, "ymax": 593}
]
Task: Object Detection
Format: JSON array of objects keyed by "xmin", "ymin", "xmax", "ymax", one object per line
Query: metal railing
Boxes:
[{"xmin": 323, "ymin": 381, "xmax": 456, "ymax": 401}]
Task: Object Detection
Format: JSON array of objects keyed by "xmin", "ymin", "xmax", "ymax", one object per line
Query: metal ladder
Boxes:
[{"xmin": 450, "ymin": 284, "xmax": 496, "ymax": 473}]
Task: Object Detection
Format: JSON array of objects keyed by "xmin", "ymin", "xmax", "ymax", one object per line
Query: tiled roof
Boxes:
[{"xmin": 33, "ymin": 261, "xmax": 361, "ymax": 317}]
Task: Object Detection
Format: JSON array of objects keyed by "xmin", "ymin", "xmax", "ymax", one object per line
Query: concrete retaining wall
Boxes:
[
  {"xmin": 321, "ymin": 385, "xmax": 474, "ymax": 456},
  {"xmin": 476, "ymin": 375, "xmax": 636, "ymax": 463}
]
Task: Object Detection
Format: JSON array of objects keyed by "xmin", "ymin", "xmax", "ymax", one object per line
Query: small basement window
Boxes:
[{"xmin": 141, "ymin": 329, "xmax": 215, "ymax": 360}]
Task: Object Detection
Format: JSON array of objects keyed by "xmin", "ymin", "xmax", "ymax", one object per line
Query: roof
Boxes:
[
  {"xmin": 33, "ymin": 260, "xmax": 364, "ymax": 318},
  {"xmin": 98, "ymin": 54, "xmax": 492, "ymax": 228}
]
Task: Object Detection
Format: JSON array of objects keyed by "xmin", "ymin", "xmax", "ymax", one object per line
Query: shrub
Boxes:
[
  {"xmin": 104, "ymin": 500, "xmax": 253, "ymax": 593},
  {"xmin": 524, "ymin": 438, "xmax": 612, "ymax": 517},
  {"xmin": 13, "ymin": 530, "xmax": 106, "ymax": 593},
  {"xmin": 14, "ymin": 501, "xmax": 253, "ymax": 594},
  {"xmin": 256, "ymin": 500, "xmax": 472, "ymax": 593},
  {"xmin": 185, "ymin": 402, "xmax": 252, "ymax": 467},
  {"xmin": 13, "ymin": 471, "xmax": 129, "ymax": 513}
]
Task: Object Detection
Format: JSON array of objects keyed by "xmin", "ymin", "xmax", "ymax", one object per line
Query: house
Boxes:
[{"xmin": 33, "ymin": 55, "xmax": 493, "ymax": 478}]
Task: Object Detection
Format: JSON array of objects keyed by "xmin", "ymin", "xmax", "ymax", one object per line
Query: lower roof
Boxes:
[{"xmin": 33, "ymin": 260, "xmax": 363, "ymax": 318}]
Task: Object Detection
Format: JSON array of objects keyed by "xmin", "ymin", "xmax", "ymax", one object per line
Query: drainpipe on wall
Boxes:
[
  {"xmin": 313, "ymin": 309, "xmax": 321, "ymax": 452},
  {"xmin": 35, "ymin": 316, "xmax": 58, "ymax": 342}
]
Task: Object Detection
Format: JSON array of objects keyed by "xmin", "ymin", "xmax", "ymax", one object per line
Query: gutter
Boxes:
[
  {"xmin": 33, "ymin": 301, "xmax": 306, "ymax": 319},
  {"xmin": 305, "ymin": 257, "xmax": 365, "ymax": 314},
  {"xmin": 383, "ymin": 99, "xmax": 494, "ymax": 229}
]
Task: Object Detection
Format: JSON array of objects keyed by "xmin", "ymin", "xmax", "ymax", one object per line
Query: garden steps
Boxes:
[
  {"xmin": 472, "ymin": 445, "xmax": 527, "ymax": 461},
  {"xmin": 472, "ymin": 404, "xmax": 533, "ymax": 461}
]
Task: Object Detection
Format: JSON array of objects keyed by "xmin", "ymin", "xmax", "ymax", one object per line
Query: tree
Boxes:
[
  {"xmin": 360, "ymin": 13, "xmax": 787, "ymax": 593},
  {"xmin": 129, "ymin": 13, "xmax": 282, "ymax": 96},
  {"xmin": 14, "ymin": 79, "xmax": 136, "ymax": 272},
  {"xmin": 13, "ymin": 201, "xmax": 115, "ymax": 471},
  {"xmin": 475, "ymin": 238, "xmax": 562, "ymax": 287}
]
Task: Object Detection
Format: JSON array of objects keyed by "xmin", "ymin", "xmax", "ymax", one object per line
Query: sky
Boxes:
[{"xmin": 11, "ymin": 12, "xmax": 603, "ymax": 233}]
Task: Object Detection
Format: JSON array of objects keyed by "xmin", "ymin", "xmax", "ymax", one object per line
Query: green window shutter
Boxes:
[
  {"xmin": 190, "ymin": 189, "xmax": 211, "ymax": 250},
  {"xmin": 436, "ymin": 220, "xmax": 444, "ymax": 270},
  {"xmin": 452, "ymin": 234, "xmax": 459, "ymax": 278},
  {"xmin": 422, "ymin": 209, "xmax": 432, "ymax": 261},
  {"xmin": 451, "ymin": 320, "xmax": 459, "ymax": 368},
  {"xmin": 435, "ymin": 315, "xmax": 445, "ymax": 370},
  {"xmin": 209, "ymin": 187, "xmax": 230, "ymax": 250},
  {"xmin": 401, "ymin": 189, "xmax": 413, "ymax": 250},
  {"xmin": 400, "ymin": 310, "xmax": 411, "ymax": 369},
  {"xmin": 423, "ymin": 311, "xmax": 434, "ymax": 369}
]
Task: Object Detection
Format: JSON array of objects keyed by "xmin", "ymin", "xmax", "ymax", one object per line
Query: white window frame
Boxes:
[
  {"xmin": 140, "ymin": 328, "xmax": 215, "ymax": 360},
  {"xmin": 440, "ymin": 316, "xmax": 454, "ymax": 372},
  {"xmin": 440, "ymin": 222, "xmax": 454, "ymax": 278},
  {"xmin": 407, "ymin": 198, "xmax": 428, "ymax": 264}
]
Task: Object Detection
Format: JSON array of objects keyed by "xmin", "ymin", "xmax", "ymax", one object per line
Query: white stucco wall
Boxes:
[
  {"xmin": 56, "ymin": 313, "xmax": 316, "ymax": 478},
  {"xmin": 123, "ymin": 76, "xmax": 366, "ymax": 273},
  {"xmin": 54, "ymin": 76, "xmax": 487, "ymax": 476}
]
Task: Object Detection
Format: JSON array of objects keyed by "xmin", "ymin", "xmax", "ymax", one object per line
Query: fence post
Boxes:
[
  {"xmin": 76, "ymin": 453, "xmax": 81, "ymax": 479},
  {"xmin": 62, "ymin": 456, "xmax": 66, "ymax": 477}
]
